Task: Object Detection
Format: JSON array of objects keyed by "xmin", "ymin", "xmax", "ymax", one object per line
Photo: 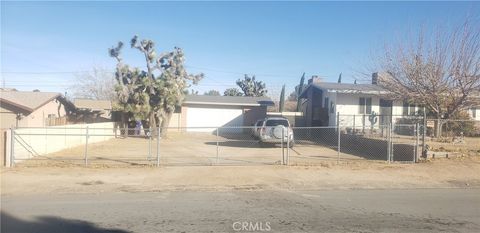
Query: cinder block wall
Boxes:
[{"xmin": 11, "ymin": 122, "xmax": 115, "ymax": 164}]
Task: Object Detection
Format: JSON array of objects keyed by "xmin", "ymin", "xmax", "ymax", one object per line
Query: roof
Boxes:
[
  {"xmin": 74, "ymin": 99, "xmax": 112, "ymax": 111},
  {"xmin": 0, "ymin": 90, "xmax": 61, "ymax": 112},
  {"xmin": 299, "ymin": 82, "xmax": 388, "ymax": 98},
  {"xmin": 184, "ymin": 95, "xmax": 274, "ymax": 107}
]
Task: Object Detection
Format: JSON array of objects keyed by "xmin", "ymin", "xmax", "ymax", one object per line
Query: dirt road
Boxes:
[
  {"xmin": 2, "ymin": 158, "xmax": 480, "ymax": 232},
  {"xmin": 2, "ymin": 158, "xmax": 480, "ymax": 196}
]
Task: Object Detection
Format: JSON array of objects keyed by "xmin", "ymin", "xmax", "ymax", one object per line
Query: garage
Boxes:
[
  {"xmin": 181, "ymin": 95, "xmax": 274, "ymax": 132},
  {"xmin": 186, "ymin": 107, "xmax": 244, "ymax": 132}
]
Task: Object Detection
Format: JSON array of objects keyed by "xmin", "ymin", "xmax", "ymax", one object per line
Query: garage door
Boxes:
[{"xmin": 186, "ymin": 107, "xmax": 244, "ymax": 132}]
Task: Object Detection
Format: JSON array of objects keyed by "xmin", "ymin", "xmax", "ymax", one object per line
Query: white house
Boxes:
[{"xmin": 299, "ymin": 75, "xmax": 421, "ymax": 128}]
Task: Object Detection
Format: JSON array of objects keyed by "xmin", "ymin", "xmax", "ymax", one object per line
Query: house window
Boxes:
[
  {"xmin": 403, "ymin": 100, "xmax": 416, "ymax": 115},
  {"xmin": 473, "ymin": 108, "xmax": 477, "ymax": 119},
  {"xmin": 359, "ymin": 97, "xmax": 372, "ymax": 114},
  {"xmin": 409, "ymin": 104, "xmax": 416, "ymax": 115}
]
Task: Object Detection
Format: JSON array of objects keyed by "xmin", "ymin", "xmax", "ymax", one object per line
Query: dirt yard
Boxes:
[
  {"xmin": 2, "ymin": 156, "xmax": 480, "ymax": 196},
  {"xmin": 14, "ymin": 132, "xmax": 366, "ymax": 167}
]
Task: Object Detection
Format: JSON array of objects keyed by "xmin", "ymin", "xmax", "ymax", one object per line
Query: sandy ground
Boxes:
[
  {"xmin": 14, "ymin": 132, "xmax": 409, "ymax": 168},
  {"xmin": 2, "ymin": 157, "xmax": 480, "ymax": 196}
]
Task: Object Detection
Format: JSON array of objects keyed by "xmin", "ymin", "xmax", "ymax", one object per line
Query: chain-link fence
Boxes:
[{"xmin": 6, "ymin": 123, "xmax": 429, "ymax": 167}]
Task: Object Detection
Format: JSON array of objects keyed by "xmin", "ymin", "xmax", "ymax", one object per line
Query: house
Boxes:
[
  {"xmin": 170, "ymin": 95, "xmax": 274, "ymax": 131},
  {"xmin": 73, "ymin": 98, "xmax": 112, "ymax": 122},
  {"xmin": 0, "ymin": 89, "xmax": 74, "ymax": 129},
  {"xmin": 299, "ymin": 74, "xmax": 421, "ymax": 128}
]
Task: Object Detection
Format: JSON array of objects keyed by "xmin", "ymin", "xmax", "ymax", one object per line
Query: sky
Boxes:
[{"xmin": 1, "ymin": 1, "xmax": 479, "ymax": 100}]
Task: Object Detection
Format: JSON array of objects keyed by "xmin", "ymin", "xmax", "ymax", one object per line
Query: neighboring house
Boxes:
[
  {"xmin": 171, "ymin": 95, "xmax": 274, "ymax": 132},
  {"xmin": 299, "ymin": 74, "xmax": 421, "ymax": 127},
  {"xmin": 73, "ymin": 98, "xmax": 112, "ymax": 122},
  {"xmin": 0, "ymin": 89, "xmax": 74, "ymax": 129}
]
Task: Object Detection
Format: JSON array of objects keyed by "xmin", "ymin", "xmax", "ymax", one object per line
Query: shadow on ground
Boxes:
[{"xmin": 1, "ymin": 211, "xmax": 130, "ymax": 233}]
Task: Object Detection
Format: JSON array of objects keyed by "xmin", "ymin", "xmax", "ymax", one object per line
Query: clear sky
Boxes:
[{"xmin": 1, "ymin": 1, "xmax": 479, "ymax": 99}]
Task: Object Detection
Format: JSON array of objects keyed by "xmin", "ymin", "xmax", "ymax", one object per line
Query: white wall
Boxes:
[
  {"xmin": 336, "ymin": 93, "xmax": 381, "ymax": 127},
  {"xmin": 11, "ymin": 122, "xmax": 116, "ymax": 164}
]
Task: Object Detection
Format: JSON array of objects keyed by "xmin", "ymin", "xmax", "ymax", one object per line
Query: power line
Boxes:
[
  {"xmin": 1, "ymin": 70, "xmax": 95, "ymax": 74},
  {"xmin": 1, "ymin": 65, "xmax": 324, "ymax": 79}
]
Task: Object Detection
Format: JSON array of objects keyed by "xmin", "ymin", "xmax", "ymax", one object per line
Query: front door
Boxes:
[{"xmin": 379, "ymin": 99, "xmax": 393, "ymax": 126}]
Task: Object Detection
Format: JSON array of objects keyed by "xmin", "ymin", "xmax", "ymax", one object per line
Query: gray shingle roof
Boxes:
[
  {"xmin": 184, "ymin": 95, "xmax": 274, "ymax": 106},
  {"xmin": 0, "ymin": 90, "xmax": 61, "ymax": 112},
  {"xmin": 74, "ymin": 99, "xmax": 112, "ymax": 111},
  {"xmin": 299, "ymin": 82, "xmax": 388, "ymax": 98},
  {"xmin": 313, "ymin": 82, "xmax": 387, "ymax": 93}
]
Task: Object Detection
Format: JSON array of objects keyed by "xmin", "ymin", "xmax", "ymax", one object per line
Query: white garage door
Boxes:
[{"xmin": 186, "ymin": 107, "xmax": 244, "ymax": 132}]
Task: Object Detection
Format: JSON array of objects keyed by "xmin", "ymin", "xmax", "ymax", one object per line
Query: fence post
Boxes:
[
  {"xmin": 415, "ymin": 123, "xmax": 419, "ymax": 163},
  {"xmin": 156, "ymin": 127, "xmax": 161, "ymax": 167},
  {"xmin": 216, "ymin": 127, "xmax": 219, "ymax": 165},
  {"xmin": 353, "ymin": 114, "xmax": 356, "ymax": 135},
  {"xmin": 286, "ymin": 127, "xmax": 290, "ymax": 165},
  {"xmin": 337, "ymin": 112, "xmax": 341, "ymax": 163},
  {"xmin": 390, "ymin": 122, "xmax": 394, "ymax": 163},
  {"xmin": 281, "ymin": 126, "xmax": 285, "ymax": 165},
  {"xmin": 10, "ymin": 128, "xmax": 15, "ymax": 167},
  {"xmin": 148, "ymin": 127, "xmax": 152, "ymax": 160},
  {"xmin": 387, "ymin": 123, "xmax": 391, "ymax": 163},
  {"xmin": 362, "ymin": 114, "xmax": 366, "ymax": 134},
  {"xmin": 84, "ymin": 126, "xmax": 89, "ymax": 167},
  {"xmin": 422, "ymin": 107, "xmax": 427, "ymax": 159}
]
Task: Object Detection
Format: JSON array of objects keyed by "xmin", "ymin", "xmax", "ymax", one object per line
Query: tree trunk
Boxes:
[
  {"xmin": 160, "ymin": 111, "xmax": 173, "ymax": 137},
  {"xmin": 121, "ymin": 112, "xmax": 128, "ymax": 137},
  {"xmin": 434, "ymin": 116, "xmax": 444, "ymax": 138},
  {"xmin": 148, "ymin": 112, "xmax": 158, "ymax": 136}
]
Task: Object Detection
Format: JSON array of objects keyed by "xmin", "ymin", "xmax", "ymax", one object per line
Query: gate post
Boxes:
[
  {"xmin": 415, "ymin": 123, "xmax": 419, "ymax": 163},
  {"xmin": 337, "ymin": 112, "xmax": 341, "ymax": 163},
  {"xmin": 216, "ymin": 128, "xmax": 220, "ymax": 165},
  {"xmin": 148, "ymin": 127, "xmax": 152, "ymax": 160},
  {"xmin": 286, "ymin": 127, "xmax": 290, "ymax": 165},
  {"xmin": 84, "ymin": 126, "xmax": 89, "ymax": 167},
  {"xmin": 10, "ymin": 128, "xmax": 15, "ymax": 167},
  {"xmin": 156, "ymin": 127, "xmax": 161, "ymax": 167},
  {"xmin": 281, "ymin": 127, "xmax": 285, "ymax": 165},
  {"xmin": 387, "ymin": 123, "xmax": 391, "ymax": 163}
]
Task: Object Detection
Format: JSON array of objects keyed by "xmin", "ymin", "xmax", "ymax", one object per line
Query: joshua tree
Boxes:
[
  {"xmin": 236, "ymin": 74, "xmax": 267, "ymax": 97},
  {"xmin": 223, "ymin": 88, "xmax": 243, "ymax": 96},
  {"xmin": 204, "ymin": 90, "xmax": 220, "ymax": 96},
  {"xmin": 109, "ymin": 36, "xmax": 203, "ymax": 136}
]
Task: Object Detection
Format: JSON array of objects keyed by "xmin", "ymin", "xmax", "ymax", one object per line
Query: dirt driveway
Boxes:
[{"xmin": 15, "ymin": 132, "xmax": 365, "ymax": 167}]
